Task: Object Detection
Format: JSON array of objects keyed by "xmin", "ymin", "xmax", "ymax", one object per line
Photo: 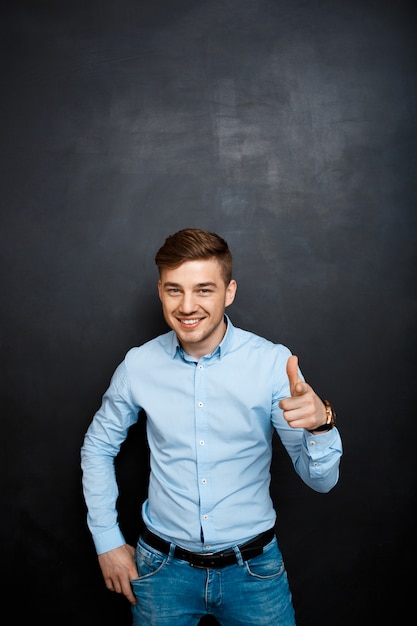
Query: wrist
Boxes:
[{"xmin": 308, "ymin": 399, "xmax": 336, "ymax": 434}]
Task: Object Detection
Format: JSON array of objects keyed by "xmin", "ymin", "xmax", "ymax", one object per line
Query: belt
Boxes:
[{"xmin": 140, "ymin": 527, "xmax": 275, "ymax": 569}]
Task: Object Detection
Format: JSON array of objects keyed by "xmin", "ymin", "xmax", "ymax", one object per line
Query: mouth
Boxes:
[{"xmin": 177, "ymin": 318, "xmax": 202, "ymax": 328}]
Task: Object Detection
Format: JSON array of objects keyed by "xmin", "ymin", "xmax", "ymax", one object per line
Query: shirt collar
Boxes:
[{"xmin": 218, "ymin": 314, "xmax": 234, "ymax": 357}]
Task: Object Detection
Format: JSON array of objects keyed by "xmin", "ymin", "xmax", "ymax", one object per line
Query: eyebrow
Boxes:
[{"xmin": 162, "ymin": 281, "xmax": 218, "ymax": 289}]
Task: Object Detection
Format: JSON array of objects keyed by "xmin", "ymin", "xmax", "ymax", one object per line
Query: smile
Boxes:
[{"xmin": 179, "ymin": 318, "xmax": 201, "ymax": 326}]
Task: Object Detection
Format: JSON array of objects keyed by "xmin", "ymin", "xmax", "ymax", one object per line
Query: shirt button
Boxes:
[
  {"xmin": 202, "ymin": 478, "xmax": 207, "ymax": 484},
  {"xmin": 198, "ymin": 402, "xmax": 204, "ymax": 408},
  {"xmin": 309, "ymin": 441, "xmax": 316, "ymax": 446},
  {"xmin": 198, "ymin": 365, "xmax": 203, "ymax": 370},
  {"xmin": 313, "ymin": 462, "xmax": 318, "ymax": 466},
  {"xmin": 203, "ymin": 514, "xmax": 208, "ymax": 520},
  {"xmin": 199, "ymin": 440, "xmax": 205, "ymax": 445}
]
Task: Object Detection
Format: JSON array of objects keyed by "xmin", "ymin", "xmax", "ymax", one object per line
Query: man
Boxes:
[{"xmin": 81, "ymin": 228, "xmax": 343, "ymax": 625}]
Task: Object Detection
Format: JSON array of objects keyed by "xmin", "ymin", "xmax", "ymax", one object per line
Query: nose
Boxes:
[{"xmin": 179, "ymin": 292, "xmax": 198, "ymax": 314}]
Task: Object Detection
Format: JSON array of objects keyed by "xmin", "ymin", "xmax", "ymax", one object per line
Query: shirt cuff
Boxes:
[
  {"xmin": 93, "ymin": 525, "xmax": 126, "ymax": 555},
  {"xmin": 304, "ymin": 427, "xmax": 340, "ymax": 454}
]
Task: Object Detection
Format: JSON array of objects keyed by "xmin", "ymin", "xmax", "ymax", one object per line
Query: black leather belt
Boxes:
[{"xmin": 141, "ymin": 527, "xmax": 275, "ymax": 569}]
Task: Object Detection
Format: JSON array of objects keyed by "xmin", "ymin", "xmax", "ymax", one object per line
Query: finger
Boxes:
[
  {"xmin": 122, "ymin": 581, "xmax": 137, "ymax": 605},
  {"xmin": 286, "ymin": 355, "xmax": 301, "ymax": 395},
  {"xmin": 287, "ymin": 355, "xmax": 309, "ymax": 397}
]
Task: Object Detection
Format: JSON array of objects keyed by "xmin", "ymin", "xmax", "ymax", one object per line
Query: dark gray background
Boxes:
[{"xmin": 1, "ymin": 1, "xmax": 415, "ymax": 624}]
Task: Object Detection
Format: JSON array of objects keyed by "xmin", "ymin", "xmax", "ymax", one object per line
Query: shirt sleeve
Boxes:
[
  {"xmin": 80, "ymin": 358, "xmax": 141, "ymax": 554},
  {"xmin": 277, "ymin": 423, "xmax": 343, "ymax": 492},
  {"xmin": 271, "ymin": 350, "xmax": 343, "ymax": 493}
]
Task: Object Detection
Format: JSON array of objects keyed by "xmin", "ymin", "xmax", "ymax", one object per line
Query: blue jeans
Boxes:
[{"xmin": 131, "ymin": 534, "xmax": 296, "ymax": 625}]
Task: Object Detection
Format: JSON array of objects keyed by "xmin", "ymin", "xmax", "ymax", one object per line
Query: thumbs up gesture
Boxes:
[{"xmin": 278, "ymin": 355, "xmax": 328, "ymax": 431}]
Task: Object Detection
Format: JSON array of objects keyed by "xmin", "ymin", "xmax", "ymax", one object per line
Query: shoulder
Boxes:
[
  {"xmin": 229, "ymin": 323, "xmax": 292, "ymax": 361},
  {"xmin": 123, "ymin": 330, "xmax": 175, "ymax": 365}
]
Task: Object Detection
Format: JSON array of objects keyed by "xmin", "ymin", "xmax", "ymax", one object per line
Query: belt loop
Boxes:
[
  {"xmin": 167, "ymin": 541, "xmax": 176, "ymax": 564},
  {"xmin": 233, "ymin": 544, "xmax": 245, "ymax": 567}
]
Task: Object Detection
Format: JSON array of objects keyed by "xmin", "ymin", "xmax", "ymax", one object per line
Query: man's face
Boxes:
[{"xmin": 158, "ymin": 258, "xmax": 237, "ymax": 359}]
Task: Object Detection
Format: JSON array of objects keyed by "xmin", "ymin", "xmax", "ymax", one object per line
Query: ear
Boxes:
[
  {"xmin": 225, "ymin": 280, "xmax": 237, "ymax": 307},
  {"xmin": 157, "ymin": 280, "xmax": 162, "ymax": 301}
]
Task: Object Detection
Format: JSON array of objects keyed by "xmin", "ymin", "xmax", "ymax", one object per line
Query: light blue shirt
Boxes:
[{"xmin": 81, "ymin": 316, "xmax": 342, "ymax": 555}]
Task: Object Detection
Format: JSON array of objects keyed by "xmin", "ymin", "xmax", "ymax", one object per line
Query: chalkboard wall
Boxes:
[{"xmin": 1, "ymin": 1, "xmax": 415, "ymax": 624}]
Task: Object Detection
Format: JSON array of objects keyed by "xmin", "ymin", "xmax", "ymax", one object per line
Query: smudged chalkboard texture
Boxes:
[{"xmin": 1, "ymin": 1, "xmax": 415, "ymax": 624}]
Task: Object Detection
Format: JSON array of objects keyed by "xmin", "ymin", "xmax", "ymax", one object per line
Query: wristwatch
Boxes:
[{"xmin": 308, "ymin": 399, "xmax": 336, "ymax": 433}]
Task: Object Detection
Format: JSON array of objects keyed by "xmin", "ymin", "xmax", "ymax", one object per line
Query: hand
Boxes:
[
  {"xmin": 98, "ymin": 544, "xmax": 138, "ymax": 605},
  {"xmin": 278, "ymin": 355, "xmax": 327, "ymax": 431}
]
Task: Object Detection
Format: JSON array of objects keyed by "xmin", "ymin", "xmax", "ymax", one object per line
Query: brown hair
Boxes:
[{"xmin": 155, "ymin": 228, "xmax": 233, "ymax": 284}]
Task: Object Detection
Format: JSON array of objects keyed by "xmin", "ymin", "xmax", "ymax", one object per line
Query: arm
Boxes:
[
  {"xmin": 80, "ymin": 358, "xmax": 141, "ymax": 603},
  {"xmin": 275, "ymin": 355, "xmax": 343, "ymax": 493}
]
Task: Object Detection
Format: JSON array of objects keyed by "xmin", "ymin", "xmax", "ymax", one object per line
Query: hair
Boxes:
[{"xmin": 155, "ymin": 228, "xmax": 233, "ymax": 284}]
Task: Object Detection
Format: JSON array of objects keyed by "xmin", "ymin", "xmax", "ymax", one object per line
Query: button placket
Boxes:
[{"xmin": 194, "ymin": 359, "xmax": 213, "ymax": 540}]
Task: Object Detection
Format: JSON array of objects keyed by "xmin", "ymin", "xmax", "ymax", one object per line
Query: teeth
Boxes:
[{"xmin": 181, "ymin": 319, "xmax": 199, "ymax": 325}]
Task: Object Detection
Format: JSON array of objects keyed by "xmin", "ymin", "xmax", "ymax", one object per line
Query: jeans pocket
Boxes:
[
  {"xmin": 133, "ymin": 540, "xmax": 168, "ymax": 582},
  {"xmin": 245, "ymin": 538, "xmax": 285, "ymax": 579}
]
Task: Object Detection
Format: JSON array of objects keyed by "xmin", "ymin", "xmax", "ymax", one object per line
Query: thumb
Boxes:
[{"xmin": 286, "ymin": 355, "xmax": 303, "ymax": 396}]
